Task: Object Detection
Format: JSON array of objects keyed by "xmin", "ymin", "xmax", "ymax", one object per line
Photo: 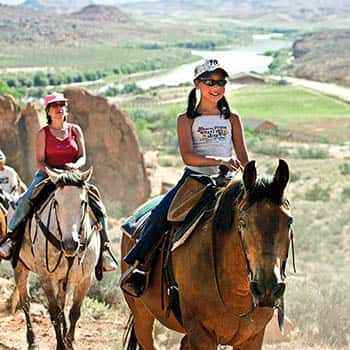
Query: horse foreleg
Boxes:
[
  {"xmin": 182, "ymin": 321, "xmax": 217, "ymax": 350},
  {"xmin": 125, "ymin": 295, "xmax": 158, "ymax": 350},
  {"xmin": 14, "ymin": 263, "xmax": 38, "ymax": 349},
  {"xmin": 41, "ymin": 278, "xmax": 65, "ymax": 350},
  {"xmin": 235, "ymin": 329, "xmax": 265, "ymax": 350},
  {"xmin": 64, "ymin": 276, "xmax": 91, "ymax": 349},
  {"xmin": 57, "ymin": 280, "xmax": 68, "ymax": 337}
]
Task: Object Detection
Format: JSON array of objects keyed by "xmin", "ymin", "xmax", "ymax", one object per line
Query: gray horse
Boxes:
[{"xmin": 12, "ymin": 168, "xmax": 101, "ymax": 350}]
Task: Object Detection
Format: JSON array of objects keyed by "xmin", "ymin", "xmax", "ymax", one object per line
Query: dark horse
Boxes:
[{"xmin": 121, "ymin": 159, "xmax": 293, "ymax": 349}]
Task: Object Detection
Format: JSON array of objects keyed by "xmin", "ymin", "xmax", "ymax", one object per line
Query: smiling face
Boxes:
[{"xmin": 195, "ymin": 70, "xmax": 227, "ymax": 105}]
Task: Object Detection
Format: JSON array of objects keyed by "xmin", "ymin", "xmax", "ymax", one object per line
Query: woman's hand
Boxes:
[
  {"xmin": 64, "ymin": 162, "xmax": 80, "ymax": 171},
  {"xmin": 218, "ymin": 158, "xmax": 242, "ymax": 172}
]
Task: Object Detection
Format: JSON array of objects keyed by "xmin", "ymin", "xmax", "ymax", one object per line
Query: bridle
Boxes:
[{"xmin": 33, "ymin": 184, "xmax": 100, "ymax": 273}]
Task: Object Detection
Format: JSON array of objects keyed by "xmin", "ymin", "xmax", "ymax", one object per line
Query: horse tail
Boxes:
[{"xmin": 123, "ymin": 313, "xmax": 140, "ymax": 350}]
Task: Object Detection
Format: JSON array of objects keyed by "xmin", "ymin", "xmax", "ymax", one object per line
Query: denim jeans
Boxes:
[
  {"xmin": 124, "ymin": 168, "xmax": 196, "ymax": 265},
  {"xmin": 21, "ymin": 170, "xmax": 48, "ymax": 202}
]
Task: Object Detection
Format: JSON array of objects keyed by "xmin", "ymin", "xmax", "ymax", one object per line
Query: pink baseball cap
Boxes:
[{"xmin": 44, "ymin": 92, "xmax": 68, "ymax": 109}]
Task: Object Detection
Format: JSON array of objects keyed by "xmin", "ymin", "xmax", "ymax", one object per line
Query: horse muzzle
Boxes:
[
  {"xmin": 249, "ymin": 279, "xmax": 286, "ymax": 307},
  {"xmin": 61, "ymin": 238, "xmax": 80, "ymax": 257}
]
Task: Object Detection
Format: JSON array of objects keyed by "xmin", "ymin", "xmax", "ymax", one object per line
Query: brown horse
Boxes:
[
  {"xmin": 121, "ymin": 159, "xmax": 293, "ymax": 349},
  {"xmin": 0, "ymin": 203, "xmax": 7, "ymax": 242}
]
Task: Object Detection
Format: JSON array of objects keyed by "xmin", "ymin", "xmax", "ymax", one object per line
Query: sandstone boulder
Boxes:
[
  {"xmin": 0, "ymin": 95, "xmax": 40, "ymax": 182},
  {"xmin": 63, "ymin": 88, "xmax": 150, "ymax": 207}
]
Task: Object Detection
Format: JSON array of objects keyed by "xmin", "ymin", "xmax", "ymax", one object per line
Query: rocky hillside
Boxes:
[
  {"xmin": 0, "ymin": 3, "xmax": 135, "ymax": 47},
  {"xmin": 291, "ymin": 31, "xmax": 350, "ymax": 86}
]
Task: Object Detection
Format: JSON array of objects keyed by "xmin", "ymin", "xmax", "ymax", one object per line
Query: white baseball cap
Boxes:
[{"xmin": 194, "ymin": 59, "xmax": 229, "ymax": 80}]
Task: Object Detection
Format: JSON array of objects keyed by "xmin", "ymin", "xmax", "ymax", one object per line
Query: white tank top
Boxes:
[{"xmin": 186, "ymin": 114, "xmax": 235, "ymax": 175}]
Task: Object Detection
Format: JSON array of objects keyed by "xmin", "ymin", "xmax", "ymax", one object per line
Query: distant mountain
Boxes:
[
  {"xmin": 291, "ymin": 31, "xmax": 350, "ymax": 87},
  {"xmin": 16, "ymin": 0, "xmax": 350, "ymax": 21},
  {"xmin": 0, "ymin": 3, "xmax": 133, "ymax": 46},
  {"xmin": 72, "ymin": 4, "xmax": 129, "ymax": 22},
  {"xmin": 22, "ymin": 0, "xmax": 92, "ymax": 12}
]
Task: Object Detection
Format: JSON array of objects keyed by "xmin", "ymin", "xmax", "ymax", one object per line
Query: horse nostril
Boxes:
[
  {"xmin": 250, "ymin": 281, "xmax": 265, "ymax": 298},
  {"xmin": 272, "ymin": 283, "xmax": 285, "ymax": 299}
]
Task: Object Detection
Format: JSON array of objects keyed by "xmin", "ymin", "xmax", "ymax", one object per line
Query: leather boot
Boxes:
[
  {"xmin": 120, "ymin": 260, "xmax": 148, "ymax": 297},
  {"xmin": 0, "ymin": 198, "xmax": 32, "ymax": 259},
  {"xmin": 0, "ymin": 238, "xmax": 14, "ymax": 259},
  {"xmin": 99, "ymin": 216, "xmax": 118, "ymax": 272}
]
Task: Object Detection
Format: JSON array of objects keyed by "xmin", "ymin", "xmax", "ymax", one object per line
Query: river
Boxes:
[{"xmin": 136, "ymin": 37, "xmax": 291, "ymax": 90}]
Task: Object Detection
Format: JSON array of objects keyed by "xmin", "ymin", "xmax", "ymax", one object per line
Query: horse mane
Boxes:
[
  {"xmin": 213, "ymin": 175, "xmax": 285, "ymax": 235},
  {"xmin": 54, "ymin": 171, "xmax": 87, "ymax": 188}
]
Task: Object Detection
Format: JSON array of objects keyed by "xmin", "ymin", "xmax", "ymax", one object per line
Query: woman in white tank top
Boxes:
[{"xmin": 121, "ymin": 59, "xmax": 249, "ymax": 297}]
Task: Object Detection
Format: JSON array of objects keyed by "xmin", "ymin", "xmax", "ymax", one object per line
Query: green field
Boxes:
[
  {"xmin": 125, "ymin": 84, "xmax": 350, "ymax": 152},
  {"xmin": 229, "ymin": 85, "xmax": 350, "ymax": 126}
]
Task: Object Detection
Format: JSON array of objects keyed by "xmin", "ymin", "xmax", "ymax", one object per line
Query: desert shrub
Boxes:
[
  {"xmin": 286, "ymin": 277, "xmax": 350, "ymax": 347},
  {"xmin": 290, "ymin": 171, "xmax": 302, "ymax": 182},
  {"xmin": 295, "ymin": 146, "xmax": 329, "ymax": 159},
  {"xmin": 246, "ymin": 136, "xmax": 289, "ymax": 157},
  {"xmin": 304, "ymin": 184, "xmax": 330, "ymax": 201},
  {"xmin": 88, "ymin": 272, "xmax": 124, "ymax": 308},
  {"xmin": 339, "ymin": 162, "xmax": 350, "ymax": 176},
  {"xmin": 81, "ymin": 297, "xmax": 112, "ymax": 320},
  {"xmin": 341, "ymin": 186, "xmax": 350, "ymax": 201}
]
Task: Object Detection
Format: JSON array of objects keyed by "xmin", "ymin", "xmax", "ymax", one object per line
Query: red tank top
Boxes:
[{"xmin": 44, "ymin": 124, "xmax": 79, "ymax": 167}]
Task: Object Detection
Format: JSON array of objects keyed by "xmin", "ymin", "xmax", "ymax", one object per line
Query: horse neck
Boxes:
[{"xmin": 215, "ymin": 209, "xmax": 251, "ymax": 299}]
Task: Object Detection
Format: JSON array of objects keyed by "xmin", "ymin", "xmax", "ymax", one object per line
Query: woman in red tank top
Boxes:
[{"xmin": 0, "ymin": 92, "xmax": 117, "ymax": 272}]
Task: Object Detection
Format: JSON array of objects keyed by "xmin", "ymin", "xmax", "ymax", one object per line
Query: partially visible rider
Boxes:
[
  {"xmin": 120, "ymin": 59, "xmax": 249, "ymax": 297},
  {"xmin": 0, "ymin": 92, "xmax": 117, "ymax": 272},
  {"xmin": 0, "ymin": 149, "xmax": 27, "ymax": 210}
]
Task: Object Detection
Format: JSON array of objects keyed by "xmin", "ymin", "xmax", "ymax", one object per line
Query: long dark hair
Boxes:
[
  {"xmin": 46, "ymin": 111, "xmax": 67, "ymax": 124},
  {"xmin": 186, "ymin": 87, "xmax": 231, "ymax": 119}
]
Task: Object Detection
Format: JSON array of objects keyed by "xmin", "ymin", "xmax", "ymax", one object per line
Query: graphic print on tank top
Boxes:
[
  {"xmin": 187, "ymin": 115, "xmax": 235, "ymax": 175},
  {"xmin": 197, "ymin": 125, "xmax": 229, "ymax": 142}
]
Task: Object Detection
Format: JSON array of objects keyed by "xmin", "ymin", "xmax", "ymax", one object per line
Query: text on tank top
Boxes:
[
  {"xmin": 186, "ymin": 114, "xmax": 235, "ymax": 175},
  {"xmin": 44, "ymin": 124, "xmax": 79, "ymax": 167}
]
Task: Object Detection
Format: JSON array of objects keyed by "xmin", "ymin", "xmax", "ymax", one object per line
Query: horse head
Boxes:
[
  {"xmin": 239, "ymin": 159, "xmax": 292, "ymax": 307},
  {"xmin": 46, "ymin": 167, "xmax": 93, "ymax": 257}
]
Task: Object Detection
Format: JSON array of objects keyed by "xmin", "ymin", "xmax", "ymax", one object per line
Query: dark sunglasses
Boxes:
[
  {"xmin": 199, "ymin": 79, "xmax": 227, "ymax": 87},
  {"xmin": 49, "ymin": 101, "xmax": 67, "ymax": 108}
]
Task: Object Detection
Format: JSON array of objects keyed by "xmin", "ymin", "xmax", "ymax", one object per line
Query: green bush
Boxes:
[
  {"xmin": 81, "ymin": 297, "xmax": 112, "ymax": 320},
  {"xmin": 295, "ymin": 146, "xmax": 329, "ymax": 159},
  {"xmin": 287, "ymin": 277, "xmax": 350, "ymax": 347},
  {"xmin": 339, "ymin": 162, "xmax": 350, "ymax": 175}
]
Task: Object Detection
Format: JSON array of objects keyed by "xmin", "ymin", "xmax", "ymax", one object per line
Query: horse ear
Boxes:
[
  {"xmin": 243, "ymin": 160, "xmax": 257, "ymax": 191},
  {"xmin": 273, "ymin": 159, "xmax": 289, "ymax": 193},
  {"xmin": 81, "ymin": 167, "xmax": 93, "ymax": 183},
  {"xmin": 46, "ymin": 167, "xmax": 59, "ymax": 184}
]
